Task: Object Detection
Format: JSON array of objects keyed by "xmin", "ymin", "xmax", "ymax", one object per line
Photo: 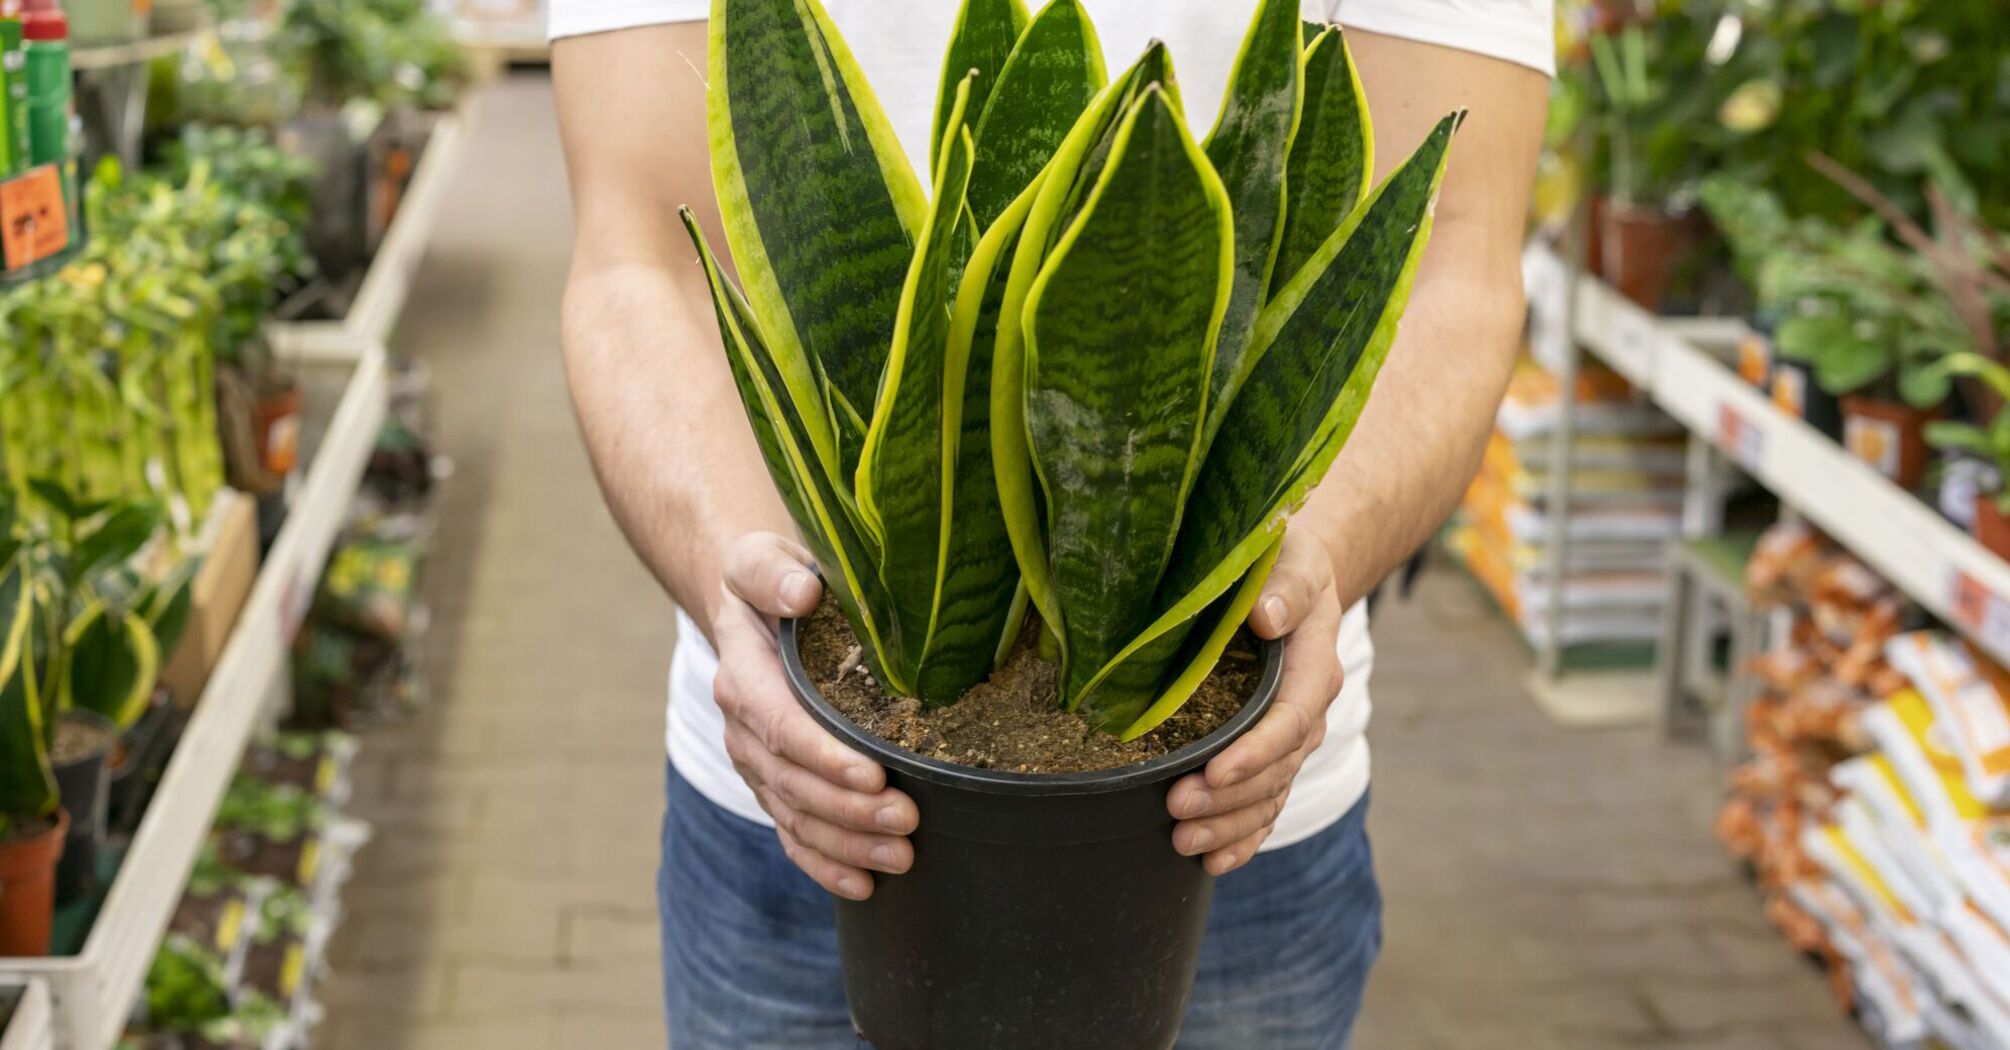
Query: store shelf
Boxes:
[
  {"xmin": 70, "ymin": 25, "xmax": 212, "ymax": 72},
  {"xmin": 0, "ymin": 982, "xmax": 52, "ymax": 1050},
  {"xmin": 0, "ymin": 341, "xmax": 390, "ymax": 1050},
  {"xmin": 1524, "ymin": 243, "xmax": 2010, "ymax": 673},
  {"xmin": 268, "ymin": 108, "xmax": 469, "ymax": 362}
]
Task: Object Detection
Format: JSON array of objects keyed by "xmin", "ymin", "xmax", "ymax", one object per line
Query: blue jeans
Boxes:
[{"xmin": 659, "ymin": 763, "xmax": 1381, "ymax": 1049}]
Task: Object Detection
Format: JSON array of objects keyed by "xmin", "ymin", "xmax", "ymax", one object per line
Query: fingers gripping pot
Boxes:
[{"xmin": 781, "ymin": 617, "xmax": 1283, "ymax": 1050}]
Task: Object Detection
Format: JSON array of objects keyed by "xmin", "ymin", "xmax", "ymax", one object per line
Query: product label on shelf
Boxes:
[
  {"xmin": 1950, "ymin": 571, "xmax": 2010, "ymax": 664},
  {"xmin": 1716, "ymin": 403, "xmax": 1765, "ymax": 471},
  {"xmin": 1609, "ymin": 308, "xmax": 1657, "ymax": 379},
  {"xmin": 0, "ymin": 163, "xmax": 66, "ymax": 269}
]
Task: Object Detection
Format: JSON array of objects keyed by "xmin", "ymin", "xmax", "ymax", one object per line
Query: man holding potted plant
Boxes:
[{"xmin": 553, "ymin": 0, "xmax": 1549, "ymax": 1046}]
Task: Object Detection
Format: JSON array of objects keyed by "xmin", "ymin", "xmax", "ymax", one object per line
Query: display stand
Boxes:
[
  {"xmin": 0, "ymin": 341, "xmax": 390, "ymax": 1050},
  {"xmin": 0, "ymin": 982, "xmax": 52, "ymax": 1050}
]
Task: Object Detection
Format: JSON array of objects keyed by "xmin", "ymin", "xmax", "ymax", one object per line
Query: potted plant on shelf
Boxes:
[
  {"xmin": 0, "ymin": 519, "xmax": 66, "ymax": 957},
  {"xmin": 690, "ymin": 0, "xmax": 1452, "ymax": 1045},
  {"xmin": 1925, "ymin": 355, "xmax": 2010, "ymax": 559},
  {"xmin": 1699, "ymin": 174, "xmax": 1971, "ymax": 485},
  {"xmin": 20, "ymin": 484, "xmax": 188, "ymax": 903}
]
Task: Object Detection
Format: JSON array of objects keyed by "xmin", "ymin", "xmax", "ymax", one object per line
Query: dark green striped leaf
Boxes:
[
  {"xmin": 1301, "ymin": 19, "xmax": 1324, "ymax": 49},
  {"xmin": 681, "ymin": 208, "xmax": 911, "ymax": 694},
  {"xmin": 859, "ymin": 79, "xmax": 980, "ymax": 697},
  {"xmin": 1167, "ymin": 114, "xmax": 1459, "ymax": 604},
  {"xmin": 0, "ymin": 559, "xmax": 56, "ymax": 819},
  {"xmin": 708, "ymin": 0, "xmax": 925, "ymax": 478},
  {"xmin": 966, "ymin": 0, "xmax": 1107, "ymax": 232},
  {"xmin": 1056, "ymin": 42, "xmax": 1183, "ymax": 236},
  {"xmin": 932, "ymin": 0, "xmax": 1027, "ymax": 173},
  {"xmin": 62, "ymin": 602, "xmax": 159, "ymax": 731},
  {"xmin": 1270, "ymin": 29, "xmax": 1374, "ymax": 297},
  {"xmin": 1202, "ymin": 0, "xmax": 1304, "ymax": 443},
  {"xmin": 1022, "ymin": 88, "xmax": 1233, "ymax": 705}
]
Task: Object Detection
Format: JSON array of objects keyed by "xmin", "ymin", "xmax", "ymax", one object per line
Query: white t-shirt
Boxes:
[{"xmin": 552, "ymin": 0, "xmax": 1552, "ymax": 850}]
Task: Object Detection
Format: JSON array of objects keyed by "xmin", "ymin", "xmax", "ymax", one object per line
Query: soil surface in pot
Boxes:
[
  {"xmin": 52, "ymin": 716, "xmax": 115, "ymax": 764},
  {"xmin": 802, "ymin": 596, "xmax": 1261, "ymax": 773},
  {"xmin": 0, "ymin": 812, "xmax": 58, "ymax": 845}
]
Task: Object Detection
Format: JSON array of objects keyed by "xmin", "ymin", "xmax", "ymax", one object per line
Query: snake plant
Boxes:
[{"xmin": 687, "ymin": 0, "xmax": 1457, "ymax": 737}]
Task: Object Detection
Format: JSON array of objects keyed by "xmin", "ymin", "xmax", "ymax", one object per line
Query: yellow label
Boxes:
[
  {"xmin": 281, "ymin": 942, "xmax": 306, "ymax": 998},
  {"xmin": 297, "ymin": 838, "xmax": 321, "ymax": 886},
  {"xmin": 216, "ymin": 899, "xmax": 245, "ymax": 953},
  {"xmin": 315, "ymin": 756, "xmax": 336, "ymax": 796}
]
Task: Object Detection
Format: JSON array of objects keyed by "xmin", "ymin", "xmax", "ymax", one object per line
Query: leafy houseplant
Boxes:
[
  {"xmin": 690, "ymin": 0, "xmax": 1453, "ymax": 1044},
  {"xmin": 0, "ymin": 522, "xmax": 67, "ymax": 956},
  {"xmin": 1925, "ymin": 355, "xmax": 2010, "ymax": 558}
]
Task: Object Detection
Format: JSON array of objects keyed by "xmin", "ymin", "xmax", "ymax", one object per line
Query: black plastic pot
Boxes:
[
  {"xmin": 51, "ymin": 710, "xmax": 117, "ymax": 905},
  {"xmin": 782, "ymin": 620, "xmax": 1282, "ymax": 1050},
  {"xmin": 108, "ymin": 691, "xmax": 181, "ymax": 834}
]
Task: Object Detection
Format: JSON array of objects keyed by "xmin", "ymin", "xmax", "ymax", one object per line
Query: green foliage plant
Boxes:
[{"xmin": 690, "ymin": 0, "xmax": 1456, "ymax": 737}]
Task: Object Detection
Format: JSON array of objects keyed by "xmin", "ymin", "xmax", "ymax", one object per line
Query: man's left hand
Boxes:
[{"xmin": 1167, "ymin": 529, "xmax": 1344, "ymax": 875}]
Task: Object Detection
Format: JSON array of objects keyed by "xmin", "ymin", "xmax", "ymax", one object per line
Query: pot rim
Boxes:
[
  {"xmin": 0, "ymin": 807, "xmax": 70, "ymax": 874},
  {"xmin": 52, "ymin": 709, "xmax": 120, "ymax": 769},
  {"xmin": 780, "ymin": 617, "xmax": 1283, "ymax": 797}
]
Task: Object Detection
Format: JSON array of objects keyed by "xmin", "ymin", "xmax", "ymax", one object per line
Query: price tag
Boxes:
[
  {"xmin": 1716, "ymin": 403, "xmax": 1765, "ymax": 472},
  {"xmin": 0, "ymin": 165, "xmax": 67, "ymax": 270},
  {"xmin": 1950, "ymin": 571, "xmax": 2010, "ymax": 660}
]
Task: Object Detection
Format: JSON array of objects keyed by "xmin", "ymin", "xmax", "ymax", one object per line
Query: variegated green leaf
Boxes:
[
  {"xmin": 680, "ymin": 208, "xmax": 912, "ymax": 694},
  {"xmin": 990, "ymin": 53, "xmax": 1165, "ymax": 656},
  {"xmin": 63, "ymin": 601, "xmax": 159, "ymax": 731},
  {"xmin": 708, "ymin": 0, "xmax": 925, "ymax": 482},
  {"xmin": 1169, "ymin": 114, "xmax": 1459, "ymax": 601},
  {"xmin": 933, "ymin": 0, "xmax": 1028, "ymax": 172},
  {"xmin": 1022, "ymin": 88, "xmax": 1234, "ymax": 705},
  {"xmin": 966, "ymin": 0, "xmax": 1107, "ymax": 232},
  {"xmin": 0, "ymin": 558, "xmax": 56, "ymax": 819},
  {"xmin": 1202, "ymin": 0, "xmax": 1304, "ymax": 439},
  {"xmin": 1116, "ymin": 534, "xmax": 1281, "ymax": 739},
  {"xmin": 859, "ymin": 78, "xmax": 980, "ymax": 696},
  {"xmin": 1075, "ymin": 113, "xmax": 1457, "ymax": 725},
  {"xmin": 1055, "ymin": 42, "xmax": 1183, "ymax": 237},
  {"xmin": 1270, "ymin": 29, "xmax": 1374, "ymax": 297}
]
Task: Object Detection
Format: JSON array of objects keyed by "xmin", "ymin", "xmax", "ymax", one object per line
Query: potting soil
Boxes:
[{"xmin": 802, "ymin": 596, "xmax": 1260, "ymax": 773}]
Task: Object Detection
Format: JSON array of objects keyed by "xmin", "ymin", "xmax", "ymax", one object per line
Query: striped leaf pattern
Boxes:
[
  {"xmin": 1023, "ymin": 88, "xmax": 1232, "ymax": 704},
  {"xmin": 858, "ymin": 78, "xmax": 981, "ymax": 696},
  {"xmin": 966, "ymin": 0, "xmax": 1107, "ymax": 232},
  {"xmin": 1202, "ymin": 0, "xmax": 1305, "ymax": 438},
  {"xmin": 931, "ymin": 0, "xmax": 1027, "ymax": 173},
  {"xmin": 697, "ymin": 0, "xmax": 1459, "ymax": 733},
  {"xmin": 1270, "ymin": 28, "xmax": 1374, "ymax": 297},
  {"xmin": 0, "ymin": 558, "xmax": 56, "ymax": 819}
]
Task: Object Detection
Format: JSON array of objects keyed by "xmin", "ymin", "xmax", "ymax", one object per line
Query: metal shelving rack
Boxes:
[{"xmin": 1522, "ymin": 241, "xmax": 2010, "ymax": 673}]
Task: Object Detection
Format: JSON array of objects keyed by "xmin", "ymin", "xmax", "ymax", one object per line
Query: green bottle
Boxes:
[
  {"xmin": 0, "ymin": 18, "xmax": 25, "ymax": 175},
  {"xmin": 20, "ymin": 0, "xmax": 68, "ymax": 169}
]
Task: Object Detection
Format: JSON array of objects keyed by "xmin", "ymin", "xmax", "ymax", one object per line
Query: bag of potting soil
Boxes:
[
  {"xmin": 1885, "ymin": 633, "xmax": 2010, "ymax": 807},
  {"xmin": 240, "ymin": 731, "xmax": 359, "ymax": 808}
]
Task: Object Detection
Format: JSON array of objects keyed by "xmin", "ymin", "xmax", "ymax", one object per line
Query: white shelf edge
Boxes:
[
  {"xmin": 344, "ymin": 108, "xmax": 469, "ymax": 348},
  {"xmin": 0, "ymin": 346, "xmax": 391, "ymax": 1050},
  {"xmin": 0, "ymin": 981, "xmax": 52, "ymax": 1050},
  {"xmin": 1523, "ymin": 242, "xmax": 2010, "ymax": 672}
]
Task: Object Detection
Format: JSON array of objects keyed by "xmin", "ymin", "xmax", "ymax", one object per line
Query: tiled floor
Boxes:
[{"xmin": 316, "ymin": 74, "xmax": 1867, "ymax": 1050}]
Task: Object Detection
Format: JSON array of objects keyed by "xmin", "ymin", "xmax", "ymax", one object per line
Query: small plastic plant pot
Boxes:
[
  {"xmin": 781, "ymin": 618, "xmax": 1282, "ymax": 1050},
  {"xmin": 51, "ymin": 710, "xmax": 117, "ymax": 906},
  {"xmin": 1769, "ymin": 357, "xmax": 1842, "ymax": 441},
  {"xmin": 1975, "ymin": 493, "xmax": 2010, "ymax": 561},
  {"xmin": 1841, "ymin": 396, "xmax": 1932, "ymax": 491},
  {"xmin": 0, "ymin": 807, "xmax": 69, "ymax": 956}
]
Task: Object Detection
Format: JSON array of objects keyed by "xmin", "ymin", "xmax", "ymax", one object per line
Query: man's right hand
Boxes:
[{"xmin": 712, "ymin": 533, "xmax": 919, "ymax": 900}]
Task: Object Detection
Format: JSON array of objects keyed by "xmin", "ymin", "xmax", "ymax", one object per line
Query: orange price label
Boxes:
[{"xmin": 0, "ymin": 165, "xmax": 68, "ymax": 271}]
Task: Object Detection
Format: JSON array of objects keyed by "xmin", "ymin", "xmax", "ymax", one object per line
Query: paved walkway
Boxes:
[{"xmin": 317, "ymin": 74, "xmax": 1866, "ymax": 1050}]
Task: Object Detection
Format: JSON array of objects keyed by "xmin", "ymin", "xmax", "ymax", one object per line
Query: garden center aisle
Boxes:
[{"xmin": 313, "ymin": 72, "xmax": 1865, "ymax": 1050}]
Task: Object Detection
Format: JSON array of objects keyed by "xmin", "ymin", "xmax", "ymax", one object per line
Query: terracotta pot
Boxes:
[
  {"xmin": 1598, "ymin": 200, "xmax": 1700, "ymax": 312},
  {"xmin": 1841, "ymin": 396, "xmax": 1932, "ymax": 490},
  {"xmin": 0, "ymin": 808, "xmax": 70, "ymax": 956},
  {"xmin": 1976, "ymin": 494, "xmax": 2010, "ymax": 561},
  {"xmin": 253, "ymin": 384, "xmax": 304, "ymax": 476}
]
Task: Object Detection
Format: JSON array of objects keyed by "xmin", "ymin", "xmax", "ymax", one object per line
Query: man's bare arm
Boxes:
[
  {"xmin": 556, "ymin": 23, "xmax": 919, "ymax": 900},
  {"xmin": 1300, "ymin": 31, "xmax": 1547, "ymax": 606},
  {"xmin": 1170, "ymin": 32, "xmax": 1546, "ymax": 870},
  {"xmin": 554, "ymin": 23, "xmax": 792, "ymax": 634}
]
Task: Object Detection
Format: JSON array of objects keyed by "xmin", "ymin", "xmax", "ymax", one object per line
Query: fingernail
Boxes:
[
  {"xmin": 838, "ymin": 876, "xmax": 867, "ymax": 899},
  {"xmin": 871, "ymin": 844, "xmax": 896, "ymax": 868},
  {"xmin": 1216, "ymin": 766, "xmax": 1245, "ymax": 787},
  {"xmin": 1217, "ymin": 852, "xmax": 1239, "ymax": 872},
  {"xmin": 1184, "ymin": 790, "xmax": 1213, "ymax": 817},
  {"xmin": 1261, "ymin": 595, "xmax": 1287, "ymax": 629},
  {"xmin": 1189, "ymin": 828, "xmax": 1216, "ymax": 852},
  {"xmin": 844, "ymin": 765, "xmax": 875, "ymax": 791},
  {"xmin": 782, "ymin": 571, "xmax": 818, "ymax": 609},
  {"xmin": 875, "ymin": 806, "xmax": 906, "ymax": 831}
]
